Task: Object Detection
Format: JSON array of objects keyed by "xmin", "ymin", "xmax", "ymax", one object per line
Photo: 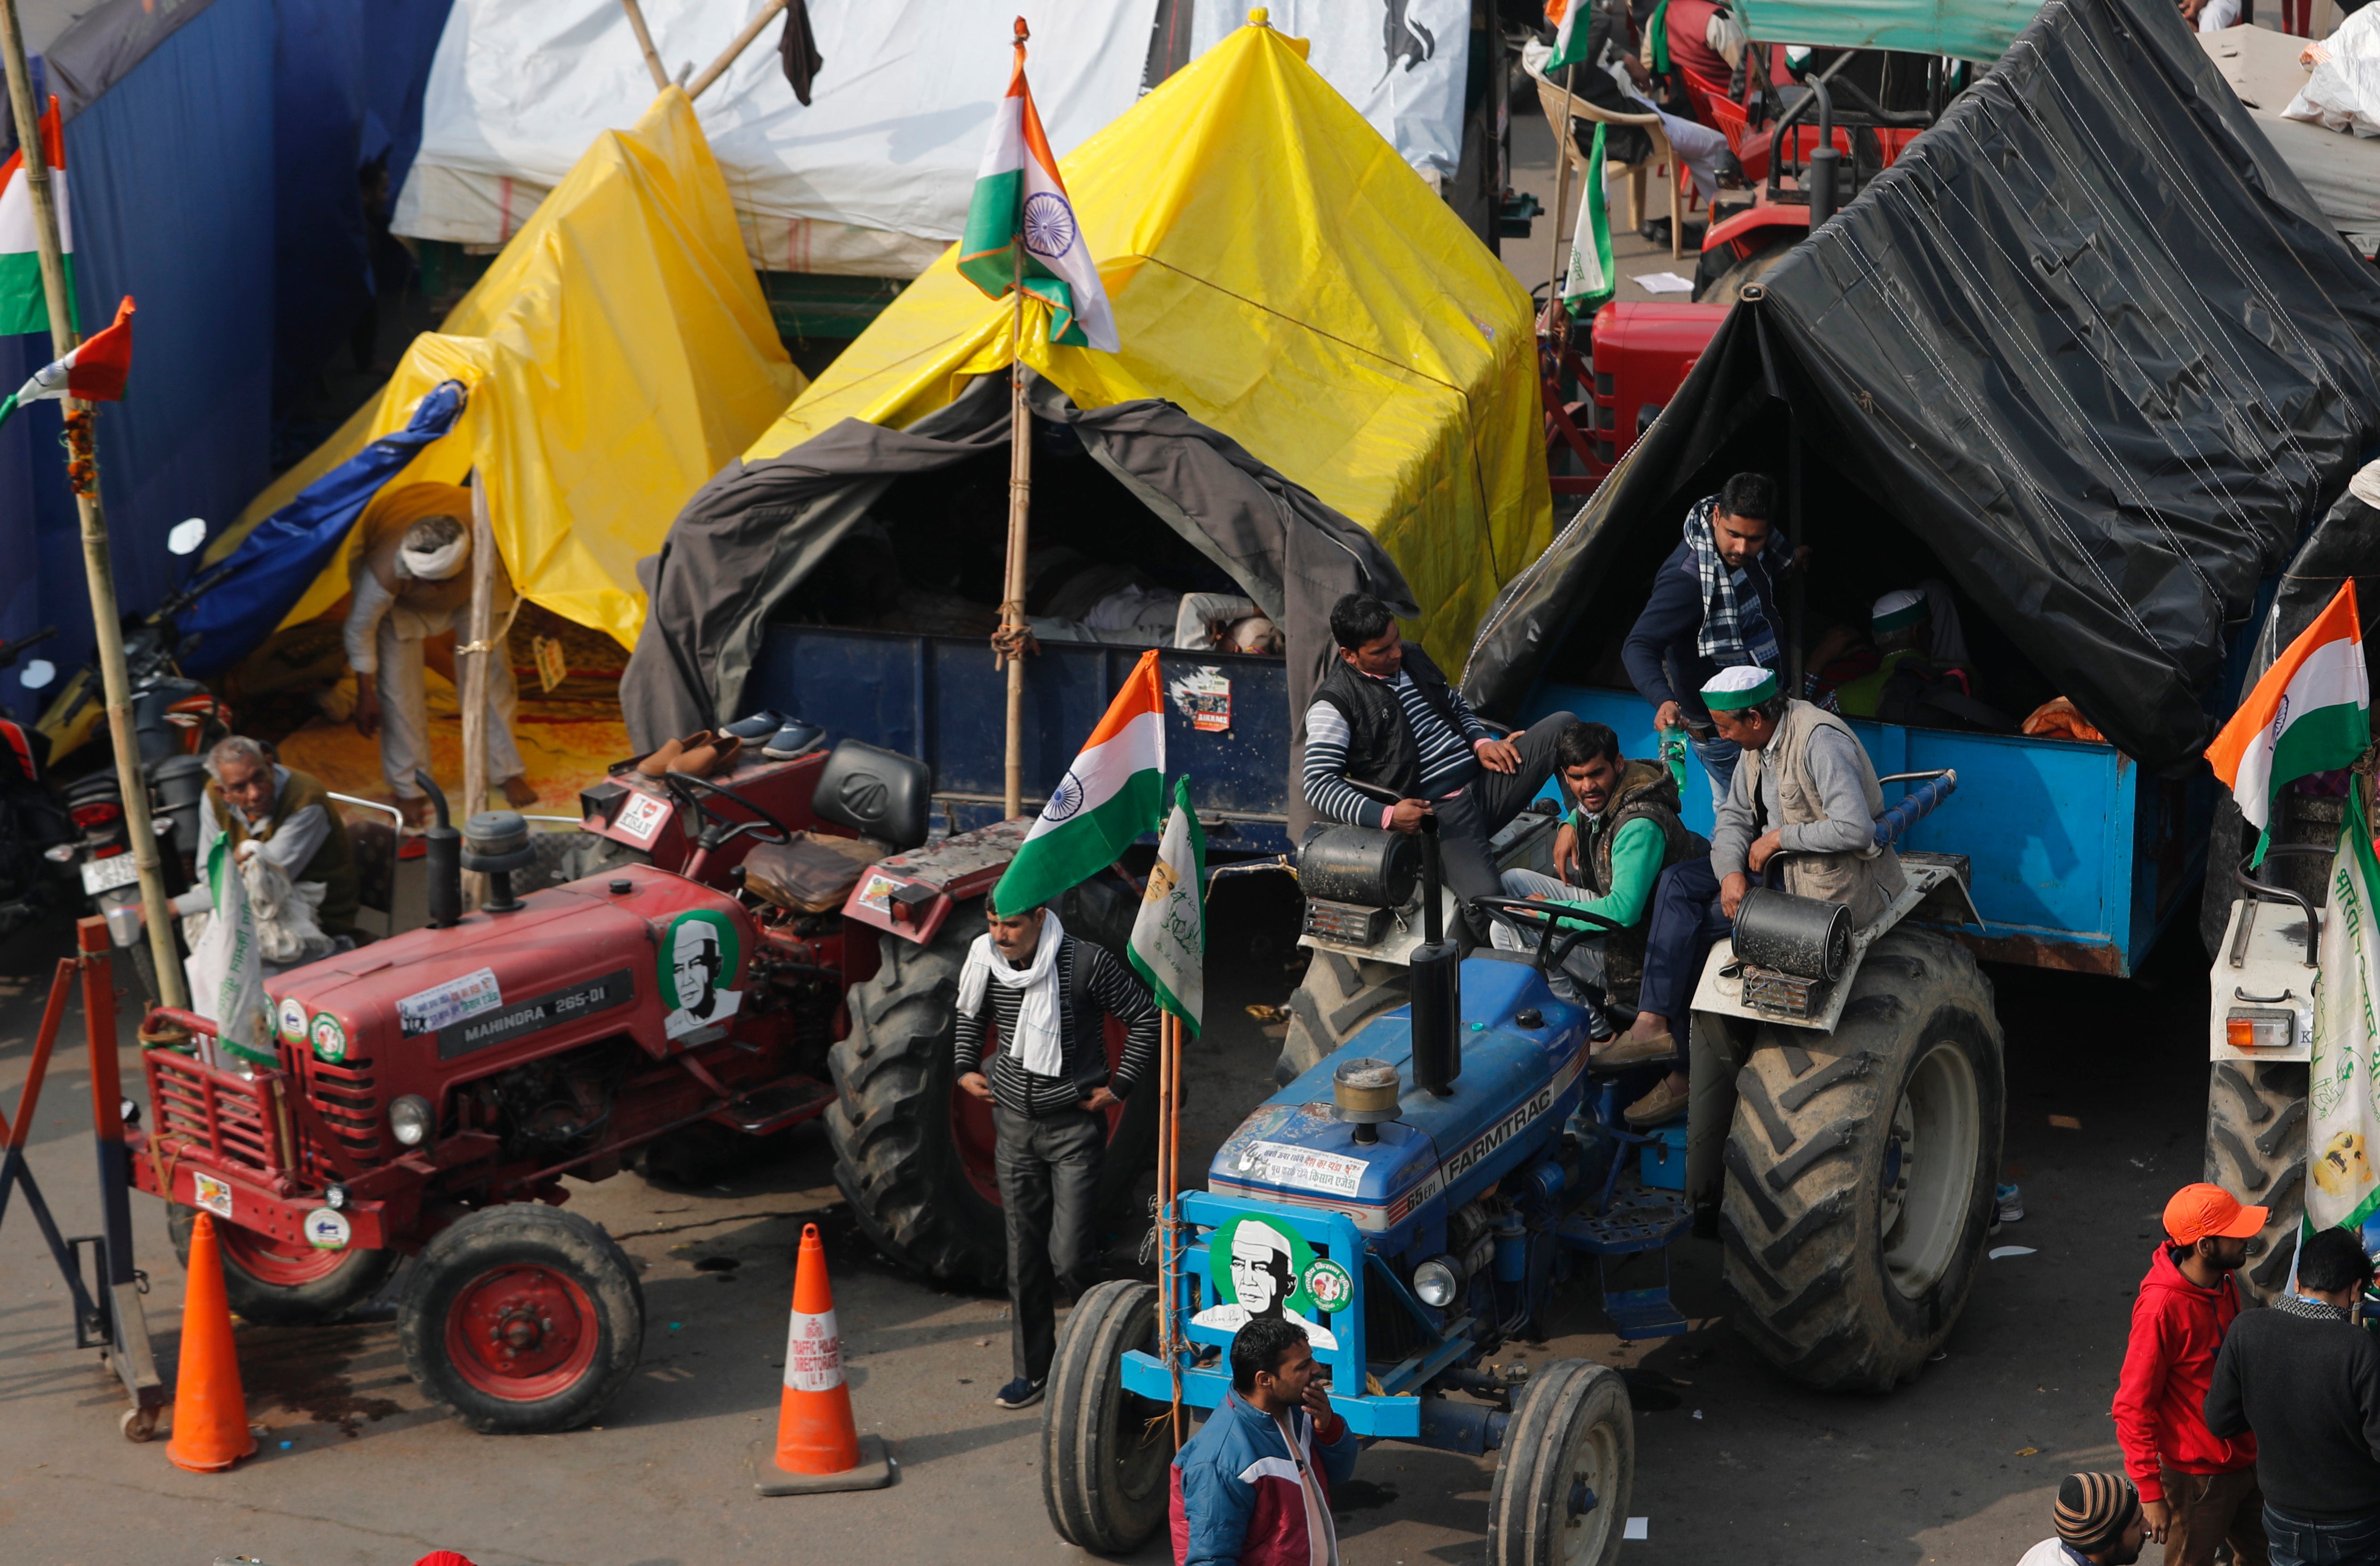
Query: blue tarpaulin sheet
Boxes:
[{"xmin": 178, "ymin": 380, "xmax": 467, "ymax": 677}]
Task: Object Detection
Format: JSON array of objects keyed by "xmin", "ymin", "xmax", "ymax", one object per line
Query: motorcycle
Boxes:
[
  {"xmin": 50, "ymin": 518, "xmax": 235, "ymax": 996},
  {"xmin": 0, "ymin": 625, "xmax": 75, "ymax": 939}
]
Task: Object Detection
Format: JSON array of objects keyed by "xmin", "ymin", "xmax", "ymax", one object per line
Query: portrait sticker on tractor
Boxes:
[
  {"xmin": 191, "ymin": 1172, "xmax": 233, "ymax": 1220},
  {"xmin": 1302, "ymin": 1258, "xmax": 1355, "ymax": 1315},
  {"xmin": 660, "ymin": 910, "xmax": 743, "ymax": 1040},
  {"xmin": 397, "ymin": 968, "xmax": 503, "ymax": 1036},
  {"xmin": 1188, "ymin": 1213, "xmax": 1339, "ymax": 1350},
  {"xmin": 616, "ymin": 791, "xmax": 670, "ymax": 843},
  {"xmin": 303, "ymin": 1207, "xmax": 352, "ymax": 1251}
]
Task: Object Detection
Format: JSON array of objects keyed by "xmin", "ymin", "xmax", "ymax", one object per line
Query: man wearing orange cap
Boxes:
[{"xmin": 2112, "ymin": 1183, "xmax": 2271, "ymax": 1565}]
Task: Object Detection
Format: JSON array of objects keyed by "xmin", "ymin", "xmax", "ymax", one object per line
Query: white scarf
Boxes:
[
  {"xmin": 402, "ymin": 537, "xmax": 469, "ymax": 581},
  {"xmin": 957, "ymin": 912, "xmax": 1066, "ymax": 1076}
]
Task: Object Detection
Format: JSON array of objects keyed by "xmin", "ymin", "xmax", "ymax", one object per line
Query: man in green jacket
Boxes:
[{"xmin": 1489, "ymin": 720, "xmax": 1705, "ymax": 1060}]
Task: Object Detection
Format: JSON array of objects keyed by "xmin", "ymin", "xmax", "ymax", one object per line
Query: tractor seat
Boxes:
[
  {"xmin": 741, "ymin": 832, "xmax": 893, "ymax": 914},
  {"xmin": 811, "ymin": 740, "xmax": 932, "ymax": 851}
]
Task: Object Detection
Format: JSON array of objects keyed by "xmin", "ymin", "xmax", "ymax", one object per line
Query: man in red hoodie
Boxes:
[{"xmin": 2113, "ymin": 1183, "xmax": 2270, "ymax": 1566}]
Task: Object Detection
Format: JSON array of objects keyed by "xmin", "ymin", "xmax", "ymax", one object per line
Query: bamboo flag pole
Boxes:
[
  {"xmin": 1546, "ymin": 63, "xmax": 1578, "ymax": 315},
  {"xmin": 997, "ymin": 17, "xmax": 1034, "ymax": 822},
  {"xmin": 0, "ymin": 4, "xmax": 185, "ymax": 1010},
  {"xmin": 1164, "ymin": 1009, "xmax": 1184, "ymax": 1448},
  {"xmin": 618, "ymin": 0, "xmax": 672, "ymax": 91},
  {"xmin": 460, "ymin": 477, "xmax": 498, "ymax": 905},
  {"xmin": 687, "ymin": 0, "xmax": 790, "ymax": 100}
]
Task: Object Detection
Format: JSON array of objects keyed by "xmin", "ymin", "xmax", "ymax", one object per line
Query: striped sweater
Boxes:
[
  {"xmin": 1302, "ymin": 671, "xmax": 1490, "ymax": 827},
  {"xmin": 952, "ymin": 935, "xmax": 1160, "ymax": 1118}
]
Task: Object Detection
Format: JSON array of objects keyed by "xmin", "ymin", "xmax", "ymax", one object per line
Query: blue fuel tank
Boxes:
[{"xmin": 1208, "ymin": 957, "xmax": 1593, "ymax": 1255}]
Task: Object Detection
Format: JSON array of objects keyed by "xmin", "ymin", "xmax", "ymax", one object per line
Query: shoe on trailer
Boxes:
[
  {"xmin": 762, "ymin": 720, "xmax": 826, "ymax": 760},
  {"xmin": 1591, "ymin": 1031, "xmax": 1675, "ymax": 1072},
  {"xmin": 994, "ymin": 1377, "xmax": 1046, "ymax": 1410},
  {"xmin": 721, "ymin": 709, "xmax": 789, "ymax": 741},
  {"xmin": 1623, "ymin": 1076, "xmax": 1689, "ymax": 1128}
]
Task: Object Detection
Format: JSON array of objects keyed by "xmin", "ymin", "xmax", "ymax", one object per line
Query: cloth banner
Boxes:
[
  {"xmin": 1562, "ymin": 121, "xmax": 1615, "ymax": 311},
  {"xmin": 184, "ymin": 835, "xmax": 272, "ymax": 1069},
  {"xmin": 2310, "ymin": 782, "xmax": 2380, "ymax": 1237},
  {"xmin": 1129, "ymin": 774, "xmax": 1208, "ymax": 1035}
]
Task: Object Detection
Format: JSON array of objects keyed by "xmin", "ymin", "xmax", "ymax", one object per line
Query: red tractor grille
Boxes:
[
  {"xmin": 145, "ymin": 1048, "xmax": 292, "ymax": 1180},
  {"xmin": 295, "ymin": 1051, "xmax": 382, "ymax": 1168}
]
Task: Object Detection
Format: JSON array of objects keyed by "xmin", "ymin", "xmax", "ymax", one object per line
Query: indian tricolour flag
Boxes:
[
  {"xmin": 2207, "ymin": 581, "xmax": 2369, "ymax": 854},
  {"xmin": 0, "ymin": 295, "xmax": 133, "ymax": 432},
  {"xmin": 955, "ymin": 31, "xmax": 1118, "ymax": 353},
  {"xmin": 0, "ymin": 96, "xmax": 70, "ymax": 338},
  {"xmin": 1545, "ymin": 0, "xmax": 1594, "ymax": 71},
  {"xmin": 993, "ymin": 649, "xmax": 1164, "ymax": 915}
]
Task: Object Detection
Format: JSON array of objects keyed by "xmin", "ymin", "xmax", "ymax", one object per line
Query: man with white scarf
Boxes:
[
  {"xmin": 342, "ymin": 484, "xmax": 537, "ymax": 825},
  {"xmin": 952, "ymin": 896, "xmax": 1159, "ymax": 1411}
]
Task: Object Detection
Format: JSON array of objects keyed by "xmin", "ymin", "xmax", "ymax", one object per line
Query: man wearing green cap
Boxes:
[
  {"xmin": 1608, "ymin": 663, "xmax": 1904, "ymax": 1131},
  {"xmin": 1829, "ymin": 585, "xmax": 1994, "ymax": 726}
]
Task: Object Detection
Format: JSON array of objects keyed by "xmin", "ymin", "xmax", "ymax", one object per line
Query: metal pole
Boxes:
[
  {"xmin": 0, "ymin": 0, "xmax": 185, "ymax": 1010},
  {"xmin": 78, "ymin": 916, "xmax": 160, "ymax": 1430},
  {"xmin": 1162, "ymin": 1010, "xmax": 1184, "ymax": 1447},
  {"xmin": 998, "ymin": 19, "xmax": 1033, "ymax": 821},
  {"xmin": 1787, "ymin": 419, "xmax": 1805, "ymax": 701}
]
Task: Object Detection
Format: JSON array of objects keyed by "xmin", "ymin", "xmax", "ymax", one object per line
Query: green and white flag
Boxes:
[
  {"xmin": 184, "ymin": 834, "xmax": 272, "ymax": 1069},
  {"xmin": 1561, "ymin": 122, "xmax": 1616, "ymax": 312},
  {"xmin": 2310, "ymin": 784, "xmax": 2380, "ymax": 1237},
  {"xmin": 1129, "ymin": 774, "xmax": 1207, "ymax": 1035},
  {"xmin": 992, "ymin": 649, "xmax": 1165, "ymax": 915},
  {"xmin": 954, "ymin": 30, "xmax": 1119, "ymax": 353}
]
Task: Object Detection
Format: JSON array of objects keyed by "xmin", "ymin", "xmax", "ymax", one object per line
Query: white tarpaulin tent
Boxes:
[
  {"xmin": 394, "ymin": 0, "xmax": 1160, "ymax": 275},
  {"xmin": 1187, "ymin": 0, "xmax": 1473, "ymax": 189}
]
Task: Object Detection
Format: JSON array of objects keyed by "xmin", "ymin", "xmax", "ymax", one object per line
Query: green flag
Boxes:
[
  {"xmin": 1129, "ymin": 775, "xmax": 1207, "ymax": 1035},
  {"xmin": 1561, "ymin": 122, "xmax": 1616, "ymax": 313}
]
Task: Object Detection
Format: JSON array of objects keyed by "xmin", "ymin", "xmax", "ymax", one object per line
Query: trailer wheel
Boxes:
[
  {"xmin": 1043, "ymin": 1279, "xmax": 1173, "ymax": 1554},
  {"xmin": 1276, "ymin": 948, "xmax": 1410, "ymax": 1085},
  {"xmin": 167, "ymin": 1202, "xmax": 398, "ymax": 1327},
  {"xmin": 399, "ymin": 1205, "xmax": 643, "ymax": 1434},
  {"xmin": 2205, "ymin": 1058, "xmax": 2309, "ymax": 1302},
  {"xmin": 827, "ymin": 906, "xmax": 1159, "ymax": 1287},
  {"xmin": 1693, "ymin": 234, "xmax": 1798, "ymax": 305},
  {"xmin": 1718, "ymin": 927, "xmax": 2003, "ymax": 1391},
  {"xmin": 1486, "ymin": 1360, "xmax": 1633, "ymax": 1566}
]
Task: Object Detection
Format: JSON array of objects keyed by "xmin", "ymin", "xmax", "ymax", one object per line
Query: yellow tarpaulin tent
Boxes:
[
  {"xmin": 217, "ymin": 87, "xmax": 801, "ymax": 651},
  {"xmin": 750, "ymin": 16, "xmax": 1549, "ymax": 661}
]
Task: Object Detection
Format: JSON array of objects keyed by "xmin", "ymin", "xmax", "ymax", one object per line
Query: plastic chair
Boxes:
[{"xmin": 1532, "ymin": 64, "xmax": 1687, "ymax": 262}]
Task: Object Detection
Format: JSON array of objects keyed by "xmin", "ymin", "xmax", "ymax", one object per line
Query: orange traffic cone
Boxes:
[
  {"xmin": 166, "ymin": 1212, "xmax": 257, "ymax": 1473},
  {"xmin": 752, "ymin": 1223, "xmax": 894, "ymax": 1495}
]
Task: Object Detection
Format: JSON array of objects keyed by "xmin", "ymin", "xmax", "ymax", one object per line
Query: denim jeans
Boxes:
[
  {"xmin": 2264, "ymin": 1504, "xmax": 2380, "ymax": 1566},
  {"xmin": 1688, "ymin": 730, "xmax": 1741, "ymax": 811}
]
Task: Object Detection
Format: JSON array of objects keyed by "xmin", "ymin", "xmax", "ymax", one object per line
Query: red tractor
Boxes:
[{"xmin": 128, "ymin": 737, "xmax": 1142, "ymax": 1431}]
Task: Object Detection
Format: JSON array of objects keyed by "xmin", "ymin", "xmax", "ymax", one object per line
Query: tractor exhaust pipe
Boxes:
[
  {"xmin": 417, "ymin": 769, "xmax": 463, "ymax": 929},
  {"xmin": 1408, "ymin": 812, "xmax": 1461, "ymax": 1097}
]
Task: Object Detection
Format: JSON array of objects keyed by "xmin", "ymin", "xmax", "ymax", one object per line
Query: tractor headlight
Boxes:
[
  {"xmin": 388, "ymin": 1094, "xmax": 435, "ymax": 1148},
  {"xmin": 1412, "ymin": 1256, "xmax": 1461, "ymax": 1309}
]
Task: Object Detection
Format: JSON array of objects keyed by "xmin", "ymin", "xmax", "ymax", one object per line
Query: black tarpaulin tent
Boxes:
[{"xmin": 1461, "ymin": 0, "xmax": 2380, "ymax": 768}]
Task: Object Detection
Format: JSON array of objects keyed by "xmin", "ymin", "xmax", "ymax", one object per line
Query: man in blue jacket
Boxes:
[
  {"xmin": 1172, "ymin": 1315, "xmax": 1360, "ymax": 1566},
  {"xmin": 1620, "ymin": 471, "xmax": 1798, "ymax": 807}
]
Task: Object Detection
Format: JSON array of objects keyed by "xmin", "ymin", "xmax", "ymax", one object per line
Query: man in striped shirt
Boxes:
[
  {"xmin": 1303, "ymin": 594, "xmax": 1577, "ymax": 938},
  {"xmin": 954, "ymin": 896, "xmax": 1159, "ymax": 1410}
]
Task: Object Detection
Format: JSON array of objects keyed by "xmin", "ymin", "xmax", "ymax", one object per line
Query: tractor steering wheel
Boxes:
[
  {"xmin": 661, "ymin": 771, "xmax": 793, "ymax": 850},
  {"xmin": 1468, "ymin": 894, "xmax": 1623, "ymax": 978}
]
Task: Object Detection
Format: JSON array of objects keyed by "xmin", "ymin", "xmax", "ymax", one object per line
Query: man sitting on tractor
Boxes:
[
  {"xmin": 1611, "ymin": 664, "xmax": 1903, "ymax": 1131},
  {"xmin": 1303, "ymin": 592, "xmax": 1576, "ymax": 941},
  {"xmin": 1621, "ymin": 472, "xmax": 1803, "ymax": 808},
  {"xmin": 1170, "ymin": 1315, "xmax": 1359, "ymax": 1566},
  {"xmin": 169, "ymin": 735, "xmax": 360, "ymax": 950},
  {"xmin": 1488, "ymin": 719, "xmax": 1706, "ymax": 1059},
  {"xmin": 953, "ymin": 895, "xmax": 1159, "ymax": 1412}
]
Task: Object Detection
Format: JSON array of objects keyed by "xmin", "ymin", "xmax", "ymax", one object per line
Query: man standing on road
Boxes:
[
  {"xmin": 1171, "ymin": 1316, "xmax": 1359, "ymax": 1566},
  {"xmin": 1303, "ymin": 593, "xmax": 1576, "ymax": 940},
  {"xmin": 2017, "ymin": 1474, "xmax": 2150, "ymax": 1566},
  {"xmin": 2205, "ymin": 1225, "xmax": 2380, "ymax": 1566},
  {"xmin": 2114, "ymin": 1183, "xmax": 2269, "ymax": 1566},
  {"xmin": 1608, "ymin": 663, "xmax": 1901, "ymax": 1129},
  {"xmin": 1488, "ymin": 719, "xmax": 1705, "ymax": 1053},
  {"xmin": 1622, "ymin": 472, "xmax": 1801, "ymax": 807},
  {"xmin": 953, "ymin": 896, "xmax": 1158, "ymax": 1411}
]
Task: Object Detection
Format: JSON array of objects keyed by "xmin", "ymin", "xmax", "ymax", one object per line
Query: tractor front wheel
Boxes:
[
  {"xmin": 1485, "ymin": 1360, "xmax": 1634, "ymax": 1566},
  {"xmin": 1043, "ymin": 1279, "xmax": 1173, "ymax": 1554},
  {"xmin": 167, "ymin": 1203, "xmax": 398, "ymax": 1327},
  {"xmin": 398, "ymin": 1205, "xmax": 643, "ymax": 1433},
  {"xmin": 1718, "ymin": 927, "xmax": 2004, "ymax": 1391}
]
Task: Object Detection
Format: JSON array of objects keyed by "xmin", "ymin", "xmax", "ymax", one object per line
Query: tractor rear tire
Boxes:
[
  {"xmin": 827, "ymin": 906, "xmax": 1160, "ymax": 1288},
  {"xmin": 399, "ymin": 1205, "xmax": 644, "ymax": 1434},
  {"xmin": 1276, "ymin": 948, "xmax": 1410, "ymax": 1085},
  {"xmin": 2205, "ymin": 1059, "xmax": 2309, "ymax": 1302},
  {"xmin": 1043, "ymin": 1279, "xmax": 1173, "ymax": 1554},
  {"xmin": 1718, "ymin": 927, "xmax": 2003, "ymax": 1391},
  {"xmin": 1485, "ymin": 1360, "xmax": 1634, "ymax": 1566},
  {"xmin": 1693, "ymin": 234, "xmax": 1798, "ymax": 305},
  {"xmin": 167, "ymin": 1203, "xmax": 400, "ymax": 1327}
]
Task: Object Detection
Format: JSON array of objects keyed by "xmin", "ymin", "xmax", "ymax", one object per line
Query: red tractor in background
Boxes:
[{"xmin": 129, "ymin": 736, "xmax": 1141, "ymax": 1432}]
